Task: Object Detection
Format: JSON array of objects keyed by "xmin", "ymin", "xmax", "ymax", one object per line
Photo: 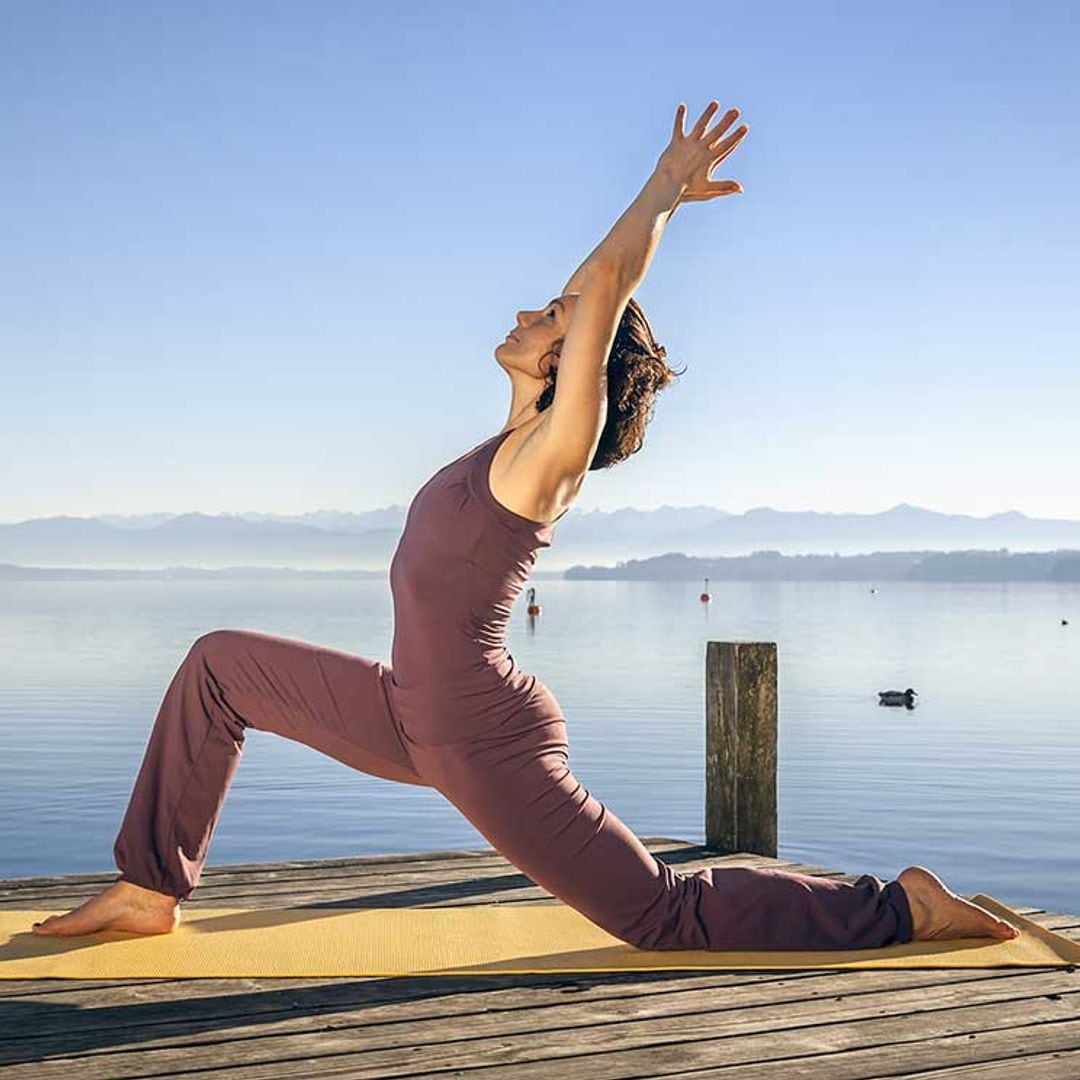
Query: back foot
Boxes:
[{"xmin": 897, "ymin": 865, "xmax": 1019, "ymax": 942}]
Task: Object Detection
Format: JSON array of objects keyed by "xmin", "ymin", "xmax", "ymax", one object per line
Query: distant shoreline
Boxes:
[
  {"xmin": 0, "ymin": 565, "xmax": 388, "ymax": 581},
  {"xmin": 2, "ymin": 548, "xmax": 1079, "ymax": 582},
  {"xmin": 564, "ymin": 549, "xmax": 1080, "ymax": 583}
]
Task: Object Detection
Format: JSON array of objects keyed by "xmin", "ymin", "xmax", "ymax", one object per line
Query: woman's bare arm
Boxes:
[
  {"xmin": 542, "ymin": 101, "xmax": 749, "ymax": 478},
  {"xmin": 560, "ymin": 178, "xmax": 677, "ymax": 296},
  {"xmin": 542, "ymin": 173, "xmax": 684, "ymax": 476},
  {"xmin": 562, "ymin": 103, "xmax": 746, "ymax": 294}
]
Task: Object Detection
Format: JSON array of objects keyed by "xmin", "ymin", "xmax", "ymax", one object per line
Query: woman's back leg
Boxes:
[{"xmin": 411, "ymin": 722, "xmax": 914, "ymax": 952}]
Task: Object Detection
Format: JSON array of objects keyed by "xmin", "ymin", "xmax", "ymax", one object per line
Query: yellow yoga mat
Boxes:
[{"xmin": 2, "ymin": 895, "xmax": 1077, "ymax": 979}]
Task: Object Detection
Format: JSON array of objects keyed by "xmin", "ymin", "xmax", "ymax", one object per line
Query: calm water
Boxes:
[{"xmin": 1, "ymin": 579, "xmax": 1077, "ymax": 913}]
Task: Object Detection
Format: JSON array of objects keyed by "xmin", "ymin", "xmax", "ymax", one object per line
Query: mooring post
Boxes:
[{"xmin": 704, "ymin": 641, "xmax": 778, "ymax": 856}]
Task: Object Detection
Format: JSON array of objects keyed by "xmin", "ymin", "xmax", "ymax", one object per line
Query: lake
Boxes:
[{"xmin": 1, "ymin": 578, "xmax": 1077, "ymax": 914}]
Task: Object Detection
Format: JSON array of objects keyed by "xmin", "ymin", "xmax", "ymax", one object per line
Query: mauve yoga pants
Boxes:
[{"xmin": 113, "ymin": 628, "xmax": 914, "ymax": 950}]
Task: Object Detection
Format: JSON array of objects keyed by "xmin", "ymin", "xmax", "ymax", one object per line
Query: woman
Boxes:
[{"xmin": 33, "ymin": 101, "xmax": 1018, "ymax": 948}]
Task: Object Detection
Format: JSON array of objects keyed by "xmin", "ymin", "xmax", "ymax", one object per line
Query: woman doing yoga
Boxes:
[{"xmin": 33, "ymin": 101, "xmax": 1019, "ymax": 947}]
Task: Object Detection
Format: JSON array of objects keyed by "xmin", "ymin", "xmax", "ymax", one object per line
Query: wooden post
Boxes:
[{"xmin": 704, "ymin": 641, "xmax": 777, "ymax": 857}]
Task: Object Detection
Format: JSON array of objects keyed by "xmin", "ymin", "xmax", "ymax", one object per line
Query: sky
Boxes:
[{"xmin": 2, "ymin": 0, "xmax": 1077, "ymax": 523}]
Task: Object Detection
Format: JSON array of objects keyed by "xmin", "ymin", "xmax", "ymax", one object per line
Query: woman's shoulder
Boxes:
[{"xmin": 486, "ymin": 420, "xmax": 578, "ymax": 527}]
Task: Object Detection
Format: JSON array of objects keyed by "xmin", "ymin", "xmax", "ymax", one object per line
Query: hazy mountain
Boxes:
[
  {"xmin": 564, "ymin": 548, "xmax": 1080, "ymax": 582},
  {"xmin": 4, "ymin": 548, "xmax": 1079, "ymax": 582},
  {"xmin": 1, "ymin": 504, "xmax": 1079, "ymax": 572},
  {"xmin": 0, "ymin": 512, "xmax": 402, "ymax": 570},
  {"xmin": 94, "ymin": 508, "xmax": 410, "ymax": 533}
]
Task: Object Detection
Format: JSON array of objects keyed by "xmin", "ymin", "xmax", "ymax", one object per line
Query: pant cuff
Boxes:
[
  {"xmin": 883, "ymin": 878, "xmax": 914, "ymax": 944},
  {"xmin": 115, "ymin": 870, "xmax": 185, "ymax": 902}
]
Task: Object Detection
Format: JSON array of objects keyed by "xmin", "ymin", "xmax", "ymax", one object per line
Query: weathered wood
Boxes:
[
  {"xmin": 0, "ymin": 842, "xmax": 785, "ymax": 907},
  {"xmin": 705, "ymin": 641, "xmax": 778, "ymax": 856},
  {"xmin": 2, "ymin": 966, "xmax": 1078, "ymax": 1076},
  {"xmin": 2, "ymin": 841, "xmax": 1076, "ymax": 1078}
]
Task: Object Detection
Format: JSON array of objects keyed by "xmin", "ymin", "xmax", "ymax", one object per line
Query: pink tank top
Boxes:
[{"xmin": 385, "ymin": 428, "xmax": 568, "ymax": 744}]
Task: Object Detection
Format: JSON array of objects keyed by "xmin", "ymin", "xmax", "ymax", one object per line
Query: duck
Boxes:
[{"xmin": 878, "ymin": 688, "xmax": 917, "ymax": 707}]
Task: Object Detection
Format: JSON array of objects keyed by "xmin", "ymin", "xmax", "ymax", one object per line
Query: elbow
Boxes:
[{"xmin": 578, "ymin": 255, "xmax": 632, "ymax": 301}]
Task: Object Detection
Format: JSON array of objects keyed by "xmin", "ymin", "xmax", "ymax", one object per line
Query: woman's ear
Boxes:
[
  {"xmin": 541, "ymin": 347, "xmax": 561, "ymax": 378},
  {"xmin": 551, "ymin": 342, "xmax": 564, "ymax": 376}
]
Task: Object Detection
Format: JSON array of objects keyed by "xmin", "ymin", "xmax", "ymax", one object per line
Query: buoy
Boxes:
[
  {"xmin": 700, "ymin": 576, "xmax": 711, "ymax": 603},
  {"xmin": 526, "ymin": 586, "xmax": 542, "ymax": 617},
  {"xmin": 870, "ymin": 587, "xmax": 877, "ymax": 594}
]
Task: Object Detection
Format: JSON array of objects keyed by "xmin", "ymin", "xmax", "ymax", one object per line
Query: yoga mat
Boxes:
[{"xmin": 3, "ymin": 895, "xmax": 1077, "ymax": 979}]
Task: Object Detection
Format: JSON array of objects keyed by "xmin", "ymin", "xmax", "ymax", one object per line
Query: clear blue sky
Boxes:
[{"xmin": 2, "ymin": 0, "xmax": 1077, "ymax": 522}]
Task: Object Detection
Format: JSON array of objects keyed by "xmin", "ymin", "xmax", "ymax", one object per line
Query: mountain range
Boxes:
[{"xmin": 2, "ymin": 504, "xmax": 1079, "ymax": 572}]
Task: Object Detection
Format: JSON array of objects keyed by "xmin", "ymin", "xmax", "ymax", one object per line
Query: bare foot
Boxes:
[
  {"xmin": 31, "ymin": 879, "xmax": 181, "ymax": 937},
  {"xmin": 898, "ymin": 865, "xmax": 1019, "ymax": 943}
]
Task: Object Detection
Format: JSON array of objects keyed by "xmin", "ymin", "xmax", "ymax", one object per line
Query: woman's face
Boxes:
[{"xmin": 495, "ymin": 294, "xmax": 578, "ymax": 378}]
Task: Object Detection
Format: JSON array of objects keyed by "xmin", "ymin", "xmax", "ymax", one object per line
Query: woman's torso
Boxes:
[{"xmin": 384, "ymin": 428, "xmax": 567, "ymax": 742}]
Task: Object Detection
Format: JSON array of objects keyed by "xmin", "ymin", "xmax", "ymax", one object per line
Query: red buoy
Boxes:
[
  {"xmin": 700, "ymin": 576, "xmax": 711, "ymax": 603},
  {"xmin": 526, "ymin": 585, "xmax": 542, "ymax": 616}
]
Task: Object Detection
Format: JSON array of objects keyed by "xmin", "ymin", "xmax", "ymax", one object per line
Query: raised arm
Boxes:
[{"xmin": 544, "ymin": 101, "xmax": 749, "ymax": 476}]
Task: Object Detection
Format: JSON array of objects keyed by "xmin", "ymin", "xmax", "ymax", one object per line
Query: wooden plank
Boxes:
[
  {"xmin": 885, "ymin": 1048, "xmax": 1080, "ymax": 1078},
  {"xmin": 1, "ymin": 968, "xmax": 1077, "ymax": 1077},
  {"xmin": 657, "ymin": 1025, "xmax": 1080, "ymax": 1079},
  {"xmin": 1, "ymin": 965, "xmax": 1073, "ymax": 1044},
  {"xmin": 0, "ymin": 839, "xmax": 706, "ymax": 900},
  {"xmin": 3, "ymin": 843, "xmax": 1076, "ymax": 1079},
  {"xmin": 0, "ymin": 850, "xmax": 817, "ymax": 908},
  {"xmin": 0, "ymin": 842, "xmax": 976, "ymax": 906}
]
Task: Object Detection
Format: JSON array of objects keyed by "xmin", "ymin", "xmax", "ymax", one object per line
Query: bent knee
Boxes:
[{"xmin": 188, "ymin": 628, "xmax": 247, "ymax": 664}]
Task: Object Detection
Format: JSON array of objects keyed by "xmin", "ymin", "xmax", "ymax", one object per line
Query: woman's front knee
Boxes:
[{"xmin": 188, "ymin": 629, "xmax": 244, "ymax": 665}]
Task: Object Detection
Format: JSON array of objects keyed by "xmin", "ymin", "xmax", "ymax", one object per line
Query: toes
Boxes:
[
  {"xmin": 32, "ymin": 915, "xmax": 76, "ymax": 935},
  {"xmin": 967, "ymin": 900, "xmax": 1014, "ymax": 932},
  {"xmin": 963, "ymin": 901, "xmax": 1018, "ymax": 939}
]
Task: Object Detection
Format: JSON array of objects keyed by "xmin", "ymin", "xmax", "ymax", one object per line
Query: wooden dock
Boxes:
[{"xmin": 2, "ymin": 838, "xmax": 1078, "ymax": 1078}]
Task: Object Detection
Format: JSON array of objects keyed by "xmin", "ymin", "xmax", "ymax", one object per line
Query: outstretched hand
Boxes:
[{"xmin": 656, "ymin": 100, "xmax": 749, "ymax": 205}]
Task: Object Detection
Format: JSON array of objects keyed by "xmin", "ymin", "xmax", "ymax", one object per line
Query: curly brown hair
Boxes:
[{"xmin": 534, "ymin": 297, "xmax": 686, "ymax": 470}]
